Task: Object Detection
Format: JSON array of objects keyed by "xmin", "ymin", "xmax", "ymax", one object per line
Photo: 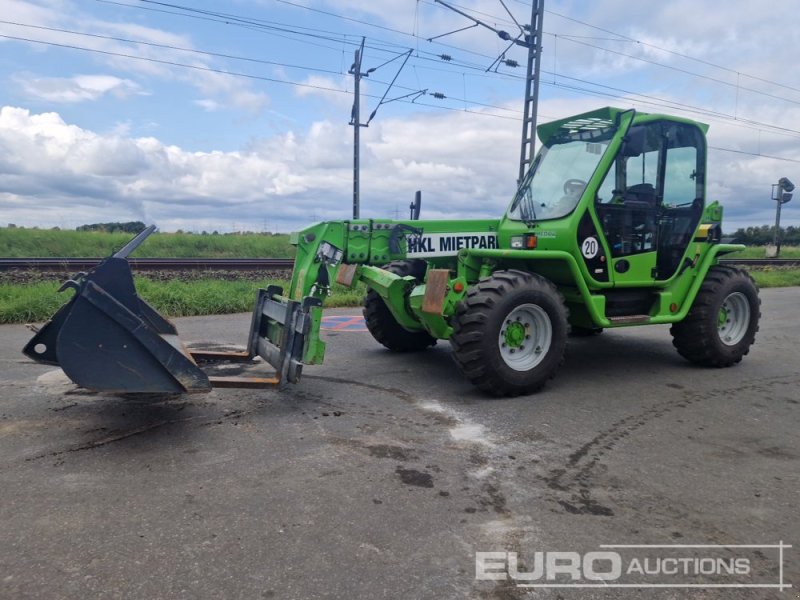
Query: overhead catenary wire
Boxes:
[
  {"xmin": 551, "ymin": 34, "xmax": 800, "ymax": 109},
  {"xmin": 4, "ymin": 36, "xmax": 797, "ymax": 163},
  {"xmin": 0, "ymin": 21, "xmax": 783, "ymax": 142},
  {"xmin": 98, "ymin": 0, "xmax": 800, "ymax": 131},
  {"xmin": 121, "ymin": 0, "xmax": 800, "ymax": 113},
  {"xmin": 0, "ymin": 20, "xmax": 343, "ymax": 76},
  {"xmin": 2, "ymin": 30, "xmax": 526, "ymax": 124},
  {"xmin": 6, "ymin": 5, "xmax": 799, "ymax": 166},
  {"xmin": 526, "ymin": 0, "xmax": 800, "ymax": 95}
]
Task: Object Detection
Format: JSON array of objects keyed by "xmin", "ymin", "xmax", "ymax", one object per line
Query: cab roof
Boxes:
[{"xmin": 536, "ymin": 107, "xmax": 709, "ymax": 144}]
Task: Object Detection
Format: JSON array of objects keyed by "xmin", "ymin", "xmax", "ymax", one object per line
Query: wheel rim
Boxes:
[
  {"xmin": 498, "ymin": 303, "xmax": 552, "ymax": 371},
  {"xmin": 718, "ymin": 292, "xmax": 750, "ymax": 346}
]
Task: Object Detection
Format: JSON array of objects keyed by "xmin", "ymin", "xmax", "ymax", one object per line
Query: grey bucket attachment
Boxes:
[{"xmin": 23, "ymin": 226, "xmax": 320, "ymax": 394}]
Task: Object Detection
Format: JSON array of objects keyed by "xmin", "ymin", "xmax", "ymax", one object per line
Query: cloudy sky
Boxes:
[{"xmin": 1, "ymin": 0, "xmax": 799, "ymax": 232}]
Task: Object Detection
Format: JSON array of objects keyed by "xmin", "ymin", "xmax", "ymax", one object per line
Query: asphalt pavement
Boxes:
[{"xmin": 0, "ymin": 287, "xmax": 798, "ymax": 599}]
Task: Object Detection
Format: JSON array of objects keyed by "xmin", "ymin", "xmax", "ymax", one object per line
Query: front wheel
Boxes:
[
  {"xmin": 450, "ymin": 270, "xmax": 569, "ymax": 396},
  {"xmin": 670, "ymin": 266, "xmax": 760, "ymax": 367}
]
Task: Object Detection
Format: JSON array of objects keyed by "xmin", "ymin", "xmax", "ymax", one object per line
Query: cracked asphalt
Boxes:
[{"xmin": 0, "ymin": 287, "xmax": 798, "ymax": 599}]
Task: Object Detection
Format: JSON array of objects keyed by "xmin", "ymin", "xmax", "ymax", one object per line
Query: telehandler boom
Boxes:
[{"xmin": 24, "ymin": 107, "xmax": 760, "ymax": 396}]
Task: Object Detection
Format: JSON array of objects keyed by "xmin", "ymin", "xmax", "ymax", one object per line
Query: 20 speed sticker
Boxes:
[{"xmin": 581, "ymin": 237, "xmax": 599, "ymax": 259}]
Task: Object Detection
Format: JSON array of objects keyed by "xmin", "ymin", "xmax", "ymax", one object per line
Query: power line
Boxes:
[
  {"xmin": 11, "ymin": 3, "xmax": 800, "ymax": 164},
  {"xmin": 539, "ymin": 77, "xmax": 800, "ymax": 141},
  {"xmin": 120, "ymin": 0, "xmax": 800, "ymax": 116},
  {"xmin": 709, "ymin": 146, "xmax": 800, "ymax": 165},
  {"xmin": 80, "ymin": 1, "xmax": 800, "ymax": 142},
  {"xmin": 109, "ymin": 0, "xmax": 800, "ymax": 126},
  {"xmin": 95, "ymin": 0, "xmax": 368, "ymax": 55},
  {"xmin": 0, "ymin": 20, "xmax": 342, "ymax": 76},
  {"xmin": 28, "ymin": 4, "xmax": 800, "ymax": 144},
  {"xmin": 253, "ymin": 1, "xmax": 800, "ymax": 139},
  {"xmin": 553, "ymin": 34, "xmax": 800, "ymax": 109},
  {"xmin": 2, "ymin": 16, "xmax": 520, "ymax": 116},
  {"xmin": 424, "ymin": 0, "xmax": 800, "ymax": 103},
  {"xmin": 0, "ymin": 32, "xmax": 519, "ymax": 120},
  {"xmin": 526, "ymin": 1, "xmax": 800, "ymax": 96},
  {"xmin": 98, "ymin": 0, "xmax": 500, "ymax": 69},
  {"xmin": 4, "ymin": 34, "xmax": 797, "ymax": 164},
  {"xmin": 410, "ymin": 51, "xmax": 800, "ymax": 141}
]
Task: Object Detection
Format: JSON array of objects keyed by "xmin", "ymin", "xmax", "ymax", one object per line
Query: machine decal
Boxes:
[
  {"xmin": 577, "ymin": 211, "xmax": 609, "ymax": 282},
  {"xmin": 407, "ymin": 232, "xmax": 498, "ymax": 258}
]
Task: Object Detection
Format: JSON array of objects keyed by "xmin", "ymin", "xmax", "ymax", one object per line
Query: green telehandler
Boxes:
[{"xmin": 24, "ymin": 107, "xmax": 760, "ymax": 396}]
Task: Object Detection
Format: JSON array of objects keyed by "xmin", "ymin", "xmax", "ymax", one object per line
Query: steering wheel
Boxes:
[{"xmin": 563, "ymin": 179, "xmax": 587, "ymax": 196}]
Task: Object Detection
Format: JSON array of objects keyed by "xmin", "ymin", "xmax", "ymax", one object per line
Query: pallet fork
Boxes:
[{"xmin": 23, "ymin": 227, "xmax": 324, "ymax": 393}]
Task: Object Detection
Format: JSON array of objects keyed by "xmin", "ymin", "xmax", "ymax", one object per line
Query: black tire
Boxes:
[
  {"xmin": 450, "ymin": 270, "xmax": 569, "ymax": 396},
  {"xmin": 363, "ymin": 260, "xmax": 436, "ymax": 352},
  {"xmin": 670, "ymin": 266, "xmax": 760, "ymax": 367},
  {"xmin": 569, "ymin": 326, "xmax": 603, "ymax": 337}
]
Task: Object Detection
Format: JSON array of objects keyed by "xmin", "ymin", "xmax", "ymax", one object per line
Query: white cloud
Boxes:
[
  {"xmin": 194, "ymin": 99, "xmax": 222, "ymax": 112},
  {"xmin": 2, "ymin": 103, "xmax": 797, "ymax": 234},
  {"xmin": 15, "ymin": 73, "xmax": 145, "ymax": 103},
  {"xmin": 295, "ymin": 74, "xmax": 353, "ymax": 109},
  {"xmin": 0, "ymin": 1, "xmax": 270, "ymax": 114}
]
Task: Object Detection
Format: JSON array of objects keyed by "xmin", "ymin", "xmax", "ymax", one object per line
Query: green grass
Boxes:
[
  {"xmin": 0, "ymin": 279, "xmax": 365, "ymax": 324},
  {"xmin": 0, "ymin": 281, "xmax": 68, "ymax": 324},
  {"xmin": 4, "ymin": 227, "xmax": 799, "ymax": 262},
  {"xmin": 2, "ymin": 269, "xmax": 796, "ymax": 325},
  {"xmin": 0, "ymin": 228, "xmax": 294, "ymax": 258},
  {"xmin": 728, "ymin": 245, "xmax": 800, "ymax": 259},
  {"xmin": 748, "ymin": 268, "xmax": 800, "ymax": 288}
]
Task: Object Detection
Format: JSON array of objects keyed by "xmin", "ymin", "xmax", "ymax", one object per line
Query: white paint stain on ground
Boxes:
[
  {"xmin": 471, "ymin": 465, "xmax": 495, "ymax": 479},
  {"xmin": 450, "ymin": 423, "xmax": 490, "ymax": 444},
  {"xmin": 416, "ymin": 398, "xmax": 494, "ymax": 447},
  {"xmin": 35, "ymin": 368, "xmax": 72, "ymax": 388}
]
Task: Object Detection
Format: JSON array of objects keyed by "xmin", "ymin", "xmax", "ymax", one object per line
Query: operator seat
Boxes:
[{"xmin": 624, "ymin": 183, "xmax": 657, "ymax": 207}]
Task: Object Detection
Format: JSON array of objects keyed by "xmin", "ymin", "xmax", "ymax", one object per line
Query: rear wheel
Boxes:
[
  {"xmin": 670, "ymin": 266, "xmax": 760, "ymax": 367},
  {"xmin": 363, "ymin": 260, "xmax": 436, "ymax": 352},
  {"xmin": 450, "ymin": 270, "xmax": 568, "ymax": 396}
]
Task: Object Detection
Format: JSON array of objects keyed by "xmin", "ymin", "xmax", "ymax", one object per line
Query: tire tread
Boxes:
[
  {"xmin": 670, "ymin": 266, "xmax": 760, "ymax": 367},
  {"xmin": 450, "ymin": 269, "xmax": 569, "ymax": 396}
]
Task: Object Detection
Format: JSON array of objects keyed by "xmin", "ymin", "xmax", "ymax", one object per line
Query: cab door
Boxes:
[
  {"xmin": 593, "ymin": 123, "xmax": 661, "ymax": 286},
  {"xmin": 591, "ymin": 120, "xmax": 705, "ymax": 286}
]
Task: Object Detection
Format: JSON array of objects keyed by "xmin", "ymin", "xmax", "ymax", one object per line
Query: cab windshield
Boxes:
[{"xmin": 508, "ymin": 125, "xmax": 616, "ymax": 223}]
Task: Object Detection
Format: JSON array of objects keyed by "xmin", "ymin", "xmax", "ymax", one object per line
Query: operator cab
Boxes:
[{"xmin": 506, "ymin": 108, "xmax": 707, "ymax": 285}]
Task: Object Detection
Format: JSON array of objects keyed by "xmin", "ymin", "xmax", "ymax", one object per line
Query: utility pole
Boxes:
[
  {"xmin": 433, "ymin": 0, "xmax": 545, "ymax": 183},
  {"xmin": 518, "ymin": 0, "xmax": 544, "ymax": 183},
  {"xmin": 349, "ymin": 41, "xmax": 416, "ymax": 221},
  {"xmin": 349, "ymin": 37, "xmax": 367, "ymax": 220}
]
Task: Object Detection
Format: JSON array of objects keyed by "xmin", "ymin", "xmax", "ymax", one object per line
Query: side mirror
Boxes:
[
  {"xmin": 621, "ymin": 126, "xmax": 646, "ymax": 157},
  {"xmin": 409, "ymin": 190, "xmax": 422, "ymax": 220}
]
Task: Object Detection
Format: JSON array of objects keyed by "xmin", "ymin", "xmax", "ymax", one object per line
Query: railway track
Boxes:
[
  {"xmin": 0, "ymin": 257, "xmax": 296, "ymax": 271},
  {"xmin": 0, "ymin": 256, "xmax": 798, "ymax": 271},
  {"xmin": 719, "ymin": 258, "xmax": 800, "ymax": 266}
]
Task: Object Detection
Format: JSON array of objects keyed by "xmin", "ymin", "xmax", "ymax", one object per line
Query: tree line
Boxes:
[
  {"xmin": 729, "ymin": 225, "xmax": 800, "ymax": 246},
  {"xmin": 76, "ymin": 221, "xmax": 148, "ymax": 233}
]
